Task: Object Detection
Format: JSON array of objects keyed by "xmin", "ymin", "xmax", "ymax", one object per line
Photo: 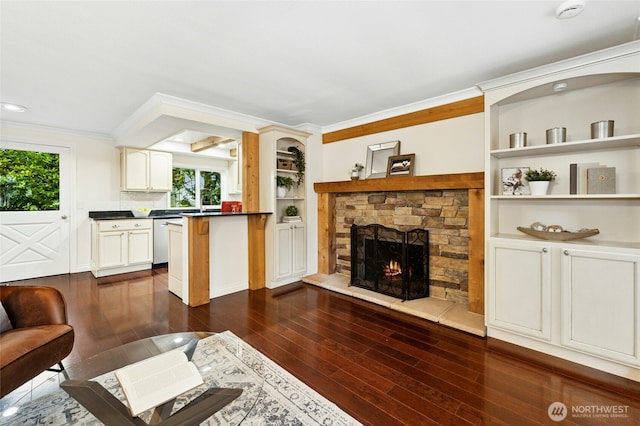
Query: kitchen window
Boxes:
[{"xmin": 170, "ymin": 167, "xmax": 221, "ymax": 209}]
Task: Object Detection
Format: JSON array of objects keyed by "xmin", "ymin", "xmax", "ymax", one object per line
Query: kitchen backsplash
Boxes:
[{"xmin": 119, "ymin": 191, "xmax": 168, "ymax": 210}]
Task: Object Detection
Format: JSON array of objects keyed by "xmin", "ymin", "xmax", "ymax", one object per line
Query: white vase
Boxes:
[
  {"xmin": 351, "ymin": 171, "xmax": 360, "ymax": 180},
  {"xmin": 528, "ymin": 181, "xmax": 550, "ymax": 195},
  {"xmin": 276, "ymin": 186, "xmax": 286, "ymax": 198}
]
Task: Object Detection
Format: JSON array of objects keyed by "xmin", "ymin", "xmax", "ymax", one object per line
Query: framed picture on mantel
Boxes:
[
  {"xmin": 365, "ymin": 141, "xmax": 400, "ymax": 179},
  {"xmin": 386, "ymin": 154, "xmax": 415, "ymax": 177}
]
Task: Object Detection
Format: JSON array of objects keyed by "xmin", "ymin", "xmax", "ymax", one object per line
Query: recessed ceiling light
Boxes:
[
  {"xmin": 556, "ymin": 0, "xmax": 586, "ymax": 19},
  {"xmin": 0, "ymin": 102, "xmax": 28, "ymax": 113}
]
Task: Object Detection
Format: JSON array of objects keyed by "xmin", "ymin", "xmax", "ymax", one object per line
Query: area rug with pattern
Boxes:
[{"xmin": 1, "ymin": 331, "xmax": 362, "ymax": 425}]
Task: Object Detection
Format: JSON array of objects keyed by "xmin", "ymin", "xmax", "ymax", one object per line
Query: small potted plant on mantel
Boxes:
[
  {"xmin": 525, "ymin": 168, "xmax": 556, "ymax": 195},
  {"xmin": 351, "ymin": 163, "xmax": 364, "ymax": 180}
]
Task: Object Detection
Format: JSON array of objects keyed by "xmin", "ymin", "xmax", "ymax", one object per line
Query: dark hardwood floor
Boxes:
[{"xmin": 4, "ymin": 269, "xmax": 640, "ymax": 425}]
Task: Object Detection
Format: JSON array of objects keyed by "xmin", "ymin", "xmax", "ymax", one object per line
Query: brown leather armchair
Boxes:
[{"xmin": 0, "ymin": 286, "xmax": 75, "ymax": 398}]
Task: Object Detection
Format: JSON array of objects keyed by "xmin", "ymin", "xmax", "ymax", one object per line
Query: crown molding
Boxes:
[
  {"xmin": 1, "ymin": 120, "xmax": 113, "ymax": 141},
  {"xmin": 477, "ymin": 40, "xmax": 640, "ymax": 93}
]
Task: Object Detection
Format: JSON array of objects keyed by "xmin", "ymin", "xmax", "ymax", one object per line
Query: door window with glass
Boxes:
[
  {"xmin": 1, "ymin": 149, "xmax": 59, "ymax": 211},
  {"xmin": 0, "ymin": 143, "xmax": 70, "ymax": 282},
  {"xmin": 171, "ymin": 167, "xmax": 221, "ymax": 208}
]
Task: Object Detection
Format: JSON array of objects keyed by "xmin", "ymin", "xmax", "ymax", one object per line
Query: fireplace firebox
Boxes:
[{"xmin": 350, "ymin": 224, "xmax": 429, "ymax": 301}]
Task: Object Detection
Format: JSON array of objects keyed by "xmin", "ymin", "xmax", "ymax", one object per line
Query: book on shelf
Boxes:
[
  {"xmin": 587, "ymin": 166, "xmax": 616, "ymax": 194},
  {"xmin": 115, "ymin": 349, "xmax": 204, "ymax": 417},
  {"xmin": 569, "ymin": 162, "xmax": 603, "ymax": 194}
]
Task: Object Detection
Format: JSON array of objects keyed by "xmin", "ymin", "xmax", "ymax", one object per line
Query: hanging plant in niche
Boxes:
[{"xmin": 287, "ymin": 146, "xmax": 305, "ymax": 186}]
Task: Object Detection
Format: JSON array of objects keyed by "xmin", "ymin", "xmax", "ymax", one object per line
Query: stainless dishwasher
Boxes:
[{"xmin": 153, "ymin": 218, "xmax": 170, "ymax": 267}]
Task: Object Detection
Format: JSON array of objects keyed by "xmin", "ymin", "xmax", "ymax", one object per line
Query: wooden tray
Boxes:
[{"xmin": 517, "ymin": 226, "xmax": 600, "ymax": 241}]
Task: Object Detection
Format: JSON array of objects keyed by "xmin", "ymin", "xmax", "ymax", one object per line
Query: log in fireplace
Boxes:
[{"xmin": 350, "ymin": 224, "xmax": 429, "ymax": 301}]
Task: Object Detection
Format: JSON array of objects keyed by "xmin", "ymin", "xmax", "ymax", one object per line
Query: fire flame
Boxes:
[{"xmin": 385, "ymin": 260, "xmax": 402, "ymax": 277}]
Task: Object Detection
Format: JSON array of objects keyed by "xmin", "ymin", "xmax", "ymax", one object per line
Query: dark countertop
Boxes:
[
  {"xmin": 89, "ymin": 210, "xmax": 271, "ymax": 220},
  {"xmin": 89, "ymin": 209, "xmax": 206, "ymax": 220},
  {"xmin": 181, "ymin": 212, "xmax": 272, "ymax": 218}
]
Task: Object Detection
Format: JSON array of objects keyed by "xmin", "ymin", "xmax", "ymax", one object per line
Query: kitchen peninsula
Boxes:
[{"xmin": 176, "ymin": 211, "xmax": 271, "ymax": 306}]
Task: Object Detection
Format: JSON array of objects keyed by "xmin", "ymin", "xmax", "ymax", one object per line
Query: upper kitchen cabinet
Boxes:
[{"xmin": 120, "ymin": 148, "xmax": 172, "ymax": 192}]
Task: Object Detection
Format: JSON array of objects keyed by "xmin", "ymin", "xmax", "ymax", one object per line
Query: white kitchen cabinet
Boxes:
[
  {"xmin": 561, "ymin": 246, "xmax": 640, "ymax": 366},
  {"xmin": 259, "ymin": 125, "xmax": 310, "ymax": 288},
  {"xmin": 483, "ymin": 43, "xmax": 640, "ymax": 381},
  {"xmin": 120, "ymin": 148, "xmax": 172, "ymax": 192},
  {"xmin": 488, "ymin": 238, "xmax": 552, "ymax": 341},
  {"xmin": 275, "ymin": 223, "xmax": 307, "ymax": 281},
  {"xmin": 91, "ymin": 219, "xmax": 153, "ymax": 277}
]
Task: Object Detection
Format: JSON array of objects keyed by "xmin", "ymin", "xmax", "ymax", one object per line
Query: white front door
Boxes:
[{"xmin": 0, "ymin": 142, "xmax": 71, "ymax": 282}]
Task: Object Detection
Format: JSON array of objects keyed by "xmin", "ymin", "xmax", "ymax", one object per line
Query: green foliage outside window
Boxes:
[
  {"xmin": 0, "ymin": 149, "xmax": 60, "ymax": 211},
  {"xmin": 170, "ymin": 167, "xmax": 221, "ymax": 208},
  {"xmin": 200, "ymin": 171, "xmax": 221, "ymax": 206},
  {"xmin": 171, "ymin": 167, "xmax": 196, "ymax": 207}
]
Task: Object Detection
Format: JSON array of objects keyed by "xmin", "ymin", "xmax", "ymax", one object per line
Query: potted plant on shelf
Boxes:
[
  {"xmin": 283, "ymin": 204, "xmax": 301, "ymax": 222},
  {"xmin": 276, "ymin": 175, "xmax": 296, "ymax": 198},
  {"xmin": 350, "ymin": 163, "xmax": 364, "ymax": 180},
  {"xmin": 525, "ymin": 168, "xmax": 556, "ymax": 195},
  {"xmin": 287, "ymin": 146, "xmax": 305, "ymax": 186}
]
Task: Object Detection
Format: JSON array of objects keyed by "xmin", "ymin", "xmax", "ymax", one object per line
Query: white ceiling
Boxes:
[{"xmin": 1, "ymin": 0, "xmax": 639, "ymax": 141}]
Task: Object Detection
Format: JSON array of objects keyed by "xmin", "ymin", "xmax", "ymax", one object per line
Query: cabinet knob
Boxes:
[
  {"xmin": 112, "ymin": 224, "xmax": 120, "ymax": 229},
  {"xmin": 542, "ymin": 248, "xmax": 548, "ymax": 253},
  {"xmin": 564, "ymin": 250, "xmax": 570, "ymax": 256},
  {"xmin": 135, "ymin": 224, "xmax": 141, "ymax": 227},
  {"xmin": 61, "ymin": 214, "xmax": 68, "ymax": 220}
]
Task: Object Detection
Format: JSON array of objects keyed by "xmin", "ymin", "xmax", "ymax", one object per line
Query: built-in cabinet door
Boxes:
[
  {"xmin": 561, "ymin": 247, "xmax": 640, "ymax": 365},
  {"xmin": 97, "ymin": 232, "xmax": 127, "ymax": 269},
  {"xmin": 274, "ymin": 223, "xmax": 307, "ymax": 280},
  {"xmin": 128, "ymin": 230, "xmax": 153, "ymax": 265},
  {"xmin": 148, "ymin": 151, "xmax": 172, "ymax": 191},
  {"xmin": 275, "ymin": 224, "xmax": 293, "ymax": 280},
  {"xmin": 488, "ymin": 239, "xmax": 552, "ymax": 340},
  {"xmin": 291, "ymin": 223, "xmax": 306, "ymax": 275},
  {"xmin": 123, "ymin": 149, "xmax": 149, "ymax": 191}
]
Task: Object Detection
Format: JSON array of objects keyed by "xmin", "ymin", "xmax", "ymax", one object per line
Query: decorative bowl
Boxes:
[
  {"xmin": 131, "ymin": 208, "xmax": 151, "ymax": 218},
  {"xmin": 517, "ymin": 226, "xmax": 599, "ymax": 241}
]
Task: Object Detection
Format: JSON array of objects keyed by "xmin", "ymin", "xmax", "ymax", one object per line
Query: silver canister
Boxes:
[
  {"xmin": 546, "ymin": 127, "xmax": 566, "ymax": 144},
  {"xmin": 509, "ymin": 132, "xmax": 527, "ymax": 148},
  {"xmin": 591, "ymin": 120, "xmax": 614, "ymax": 139}
]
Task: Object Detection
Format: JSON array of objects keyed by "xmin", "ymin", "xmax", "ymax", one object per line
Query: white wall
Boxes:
[{"xmin": 320, "ymin": 112, "xmax": 485, "ymax": 182}]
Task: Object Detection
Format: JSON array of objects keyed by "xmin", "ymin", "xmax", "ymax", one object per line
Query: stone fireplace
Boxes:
[
  {"xmin": 351, "ymin": 224, "xmax": 429, "ymax": 301},
  {"xmin": 337, "ymin": 190, "xmax": 469, "ymax": 304},
  {"xmin": 313, "ymin": 172, "xmax": 485, "ymax": 315}
]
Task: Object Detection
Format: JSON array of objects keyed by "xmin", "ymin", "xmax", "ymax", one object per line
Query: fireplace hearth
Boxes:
[{"xmin": 350, "ymin": 224, "xmax": 429, "ymax": 301}]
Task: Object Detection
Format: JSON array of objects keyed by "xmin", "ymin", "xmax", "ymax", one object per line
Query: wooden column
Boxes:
[
  {"xmin": 187, "ymin": 216, "xmax": 210, "ymax": 307},
  {"xmin": 468, "ymin": 188, "xmax": 485, "ymax": 315},
  {"xmin": 317, "ymin": 193, "xmax": 336, "ymax": 274},
  {"xmin": 242, "ymin": 132, "xmax": 260, "ymax": 211},
  {"xmin": 247, "ymin": 214, "xmax": 268, "ymax": 290}
]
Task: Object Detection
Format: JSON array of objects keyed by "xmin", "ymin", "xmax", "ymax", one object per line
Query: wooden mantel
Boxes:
[
  {"xmin": 314, "ymin": 172, "xmax": 484, "ymax": 193},
  {"xmin": 314, "ymin": 172, "xmax": 485, "ymax": 314}
]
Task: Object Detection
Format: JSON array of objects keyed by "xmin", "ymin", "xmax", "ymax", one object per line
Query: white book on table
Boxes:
[{"xmin": 115, "ymin": 349, "xmax": 204, "ymax": 416}]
